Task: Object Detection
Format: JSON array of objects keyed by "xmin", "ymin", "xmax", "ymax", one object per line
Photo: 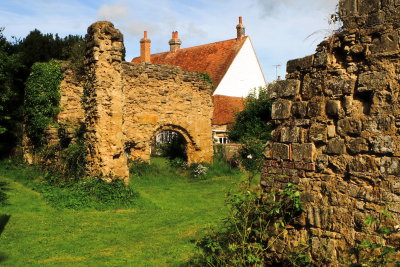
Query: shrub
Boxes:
[
  {"xmin": 189, "ymin": 163, "xmax": 209, "ymax": 179},
  {"xmin": 38, "ymin": 174, "xmax": 137, "ymax": 210},
  {"xmin": 169, "ymin": 158, "xmax": 188, "ymax": 169},
  {"xmin": 228, "ymin": 87, "xmax": 272, "ymax": 143},
  {"xmin": 61, "ymin": 140, "xmax": 87, "ymax": 180},
  {"xmin": 191, "ymin": 182, "xmax": 306, "ymax": 266},
  {"xmin": 129, "ymin": 159, "xmax": 151, "ymax": 177}
]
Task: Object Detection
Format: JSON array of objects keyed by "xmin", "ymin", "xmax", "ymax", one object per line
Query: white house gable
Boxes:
[{"xmin": 213, "ymin": 38, "xmax": 266, "ymax": 97}]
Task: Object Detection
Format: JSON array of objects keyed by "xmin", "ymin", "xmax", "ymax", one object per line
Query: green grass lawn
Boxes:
[{"xmin": 0, "ymin": 158, "xmax": 243, "ymax": 266}]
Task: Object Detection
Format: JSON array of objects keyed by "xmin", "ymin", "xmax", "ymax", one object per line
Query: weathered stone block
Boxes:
[
  {"xmin": 309, "ymin": 124, "xmax": 327, "ymax": 143},
  {"xmin": 272, "ymin": 99, "xmax": 292, "ymax": 120},
  {"xmin": 281, "ymin": 126, "xmax": 301, "ymax": 143},
  {"xmin": 302, "ymin": 74, "xmax": 323, "ymax": 100},
  {"xmin": 314, "ymin": 50, "xmax": 329, "ymax": 67},
  {"xmin": 287, "ymin": 55, "xmax": 314, "ymax": 73},
  {"xmin": 291, "ymin": 101, "xmax": 307, "ymax": 118},
  {"xmin": 326, "ymin": 100, "xmax": 341, "ymax": 117},
  {"xmin": 324, "ymin": 77, "xmax": 356, "ymax": 96},
  {"xmin": 371, "ymin": 135, "xmax": 400, "ymax": 155},
  {"xmin": 316, "ymin": 154, "xmax": 329, "ymax": 172},
  {"xmin": 337, "ymin": 118, "xmax": 362, "ymax": 136},
  {"xmin": 267, "ymin": 79, "xmax": 300, "ymax": 99},
  {"xmin": 272, "ymin": 143, "xmax": 290, "ymax": 160},
  {"xmin": 339, "ymin": 0, "xmax": 358, "ymax": 17},
  {"xmin": 376, "ymin": 157, "xmax": 400, "ymax": 175},
  {"xmin": 347, "ymin": 137, "xmax": 369, "ymax": 154},
  {"xmin": 358, "ymin": 0, "xmax": 380, "ymax": 14},
  {"xmin": 307, "ymin": 97, "xmax": 325, "ymax": 117},
  {"xmin": 326, "ymin": 138, "xmax": 346, "ymax": 155},
  {"xmin": 327, "ymin": 125, "xmax": 336, "ymax": 138},
  {"xmin": 329, "ymin": 155, "xmax": 350, "ymax": 174},
  {"xmin": 292, "ymin": 143, "xmax": 315, "ymax": 162},
  {"xmin": 370, "ymin": 32, "xmax": 400, "ymax": 54},
  {"xmin": 348, "ymin": 155, "xmax": 378, "ymax": 173},
  {"xmin": 357, "ymin": 71, "xmax": 388, "ymax": 93},
  {"xmin": 363, "ymin": 116, "xmax": 395, "ymax": 133}
]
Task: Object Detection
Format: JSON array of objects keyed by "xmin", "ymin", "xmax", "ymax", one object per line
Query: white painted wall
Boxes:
[{"xmin": 213, "ymin": 37, "xmax": 266, "ymax": 97}]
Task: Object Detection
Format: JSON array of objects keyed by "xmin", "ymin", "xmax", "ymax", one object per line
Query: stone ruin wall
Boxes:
[
  {"xmin": 121, "ymin": 62, "xmax": 214, "ymax": 163},
  {"xmin": 43, "ymin": 21, "xmax": 214, "ymax": 181},
  {"xmin": 262, "ymin": 0, "xmax": 400, "ymax": 264}
]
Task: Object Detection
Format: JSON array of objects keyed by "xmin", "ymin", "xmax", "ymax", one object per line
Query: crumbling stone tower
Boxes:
[
  {"xmin": 84, "ymin": 21, "xmax": 129, "ymax": 181},
  {"xmin": 263, "ymin": 0, "xmax": 400, "ymax": 264}
]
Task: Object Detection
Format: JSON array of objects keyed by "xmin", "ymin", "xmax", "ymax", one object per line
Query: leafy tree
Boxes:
[
  {"xmin": 228, "ymin": 87, "xmax": 273, "ymax": 178},
  {"xmin": 0, "ymin": 28, "xmax": 23, "ymax": 157},
  {"xmin": 229, "ymin": 87, "xmax": 272, "ymax": 143}
]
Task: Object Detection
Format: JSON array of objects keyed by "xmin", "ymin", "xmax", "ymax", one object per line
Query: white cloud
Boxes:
[
  {"xmin": 97, "ymin": 4, "xmax": 129, "ymax": 20},
  {"xmin": 123, "ymin": 21, "xmax": 161, "ymax": 37}
]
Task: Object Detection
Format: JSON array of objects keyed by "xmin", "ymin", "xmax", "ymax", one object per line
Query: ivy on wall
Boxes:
[{"xmin": 25, "ymin": 60, "xmax": 62, "ymax": 147}]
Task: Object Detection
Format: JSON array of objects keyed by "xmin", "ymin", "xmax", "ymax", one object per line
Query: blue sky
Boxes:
[{"xmin": 0, "ymin": 0, "xmax": 339, "ymax": 82}]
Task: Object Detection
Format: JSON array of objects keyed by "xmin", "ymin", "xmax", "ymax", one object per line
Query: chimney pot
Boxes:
[
  {"xmin": 236, "ymin": 16, "xmax": 245, "ymax": 39},
  {"xmin": 169, "ymin": 31, "xmax": 182, "ymax": 52},
  {"xmin": 140, "ymin": 31, "xmax": 151, "ymax": 63}
]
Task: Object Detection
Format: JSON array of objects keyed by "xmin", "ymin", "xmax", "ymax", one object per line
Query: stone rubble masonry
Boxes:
[
  {"xmin": 83, "ymin": 21, "xmax": 213, "ymax": 181},
  {"xmin": 262, "ymin": 0, "xmax": 400, "ymax": 264},
  {"xmin": 84, "ymin": 21, "xmax": 129, "ymax": 181},
  {"xmin": 34, "ymin": 21, "xmax": 214, "ymax": 182}
]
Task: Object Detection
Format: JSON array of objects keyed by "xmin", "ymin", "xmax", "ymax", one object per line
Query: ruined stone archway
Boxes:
[
  {"xmin": 41, "ymin": 21, "xmax": 214, "ymax": 181},
  {"xmin": 150, "ymin": 124, "xmax": 198, "ymax": 163}
]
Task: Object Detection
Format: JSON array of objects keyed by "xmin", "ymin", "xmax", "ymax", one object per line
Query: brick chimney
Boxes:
[
  {"xmin": 140, "ymin": 31, "xmax": 151, "ymax": 63},
  {"xmin": 169, "ymin": 31, "xmax": 182, "ymax": 52},
  {"xmin": 236, "ymin": 16, "xmax": 245, "ymax": 39}
]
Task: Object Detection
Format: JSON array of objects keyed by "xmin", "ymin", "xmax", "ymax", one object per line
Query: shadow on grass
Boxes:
[
  {"xmin": 0, "ymin": 214, "xmax": 11, "ymax": 236},
  {"xmin": 0, "ymin": 252, "xmax": 8, "ymax": 263},
  {"xmin": 0, "ymin": 214, "xmax": 10, "ymax": 263}
]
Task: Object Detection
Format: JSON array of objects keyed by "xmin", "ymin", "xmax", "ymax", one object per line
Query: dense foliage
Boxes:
[
  {"xmin": 0, "ymin": 28, "xmax": 84, "ymax": 158},
  {"xmin": 0, "ymin": 28, "xmax": 23, "ymax": 156},
  {"xmin": 228, "ymin": 87, "xmax": 272, "ymax": 143},
  {"xmin": 228, "ymin": 87, "xmax": 273, "ymax": 176},
  {"xmin": 25, "ymin": 61, "xmax": 62, "ymax": 147}
]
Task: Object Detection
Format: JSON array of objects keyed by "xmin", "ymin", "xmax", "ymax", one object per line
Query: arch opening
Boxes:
[{"xmin": 151, "ymin": 130, "xmax": 188, "ymax": 161}]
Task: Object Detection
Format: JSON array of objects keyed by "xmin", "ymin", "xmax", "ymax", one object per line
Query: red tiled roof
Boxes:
[
  {"xmin": 132, "ymin": 37, "xmax": 248, "ymax": 88},
  {"xmin": 212, "ymin": 95, "xmax": 244, "ymax": 125}
]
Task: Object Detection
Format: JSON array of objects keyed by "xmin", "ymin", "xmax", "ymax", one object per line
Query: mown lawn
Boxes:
[{"xmin": 0, "ymin": 158, "xmax": 243, "ymax": 266}]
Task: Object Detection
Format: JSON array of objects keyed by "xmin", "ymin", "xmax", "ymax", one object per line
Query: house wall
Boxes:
[
  {"xmin": 213, "ymin": 38, "xmax": 266, "ymax": 97},
  {"xmin": 262, "ymin": 0, "xmax": 400, "ymax": 264}
]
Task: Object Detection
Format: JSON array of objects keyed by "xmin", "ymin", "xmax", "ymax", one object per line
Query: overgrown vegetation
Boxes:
[
  {"xmin": 131, "ymin": 152, "xmax": 240, "ymax": 181},
  {"xmin": 0, "ymin": 28, "xmax": 84, "ymax": 158},
  {"xmin": 229, "ymin": 87, "xmax": 272, "ymax": 143},
  {"xmin": 349, "ymin": 210, "xmax": 400, "ymax": 266},
  {"xmin": 199, "ymin": 72, "xmax": 214, "ymax": 88},
  {"xmin": 0, "ymin": 161, "xmax": 136, "ymax": 210},
  {"xmin": 191, "ymin": 182, "xmax": 306, "ymax": 266},
  {"xmin": 0, "ymin": 28, "xmax": 23, "ymax": 157},
  {"xmin": 24, "ymin": 60, "xmax": 62, "ymax": 147},
  {"xmin": 228, "ymin": 86, "xmax": 273, "ymax": 180}
]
